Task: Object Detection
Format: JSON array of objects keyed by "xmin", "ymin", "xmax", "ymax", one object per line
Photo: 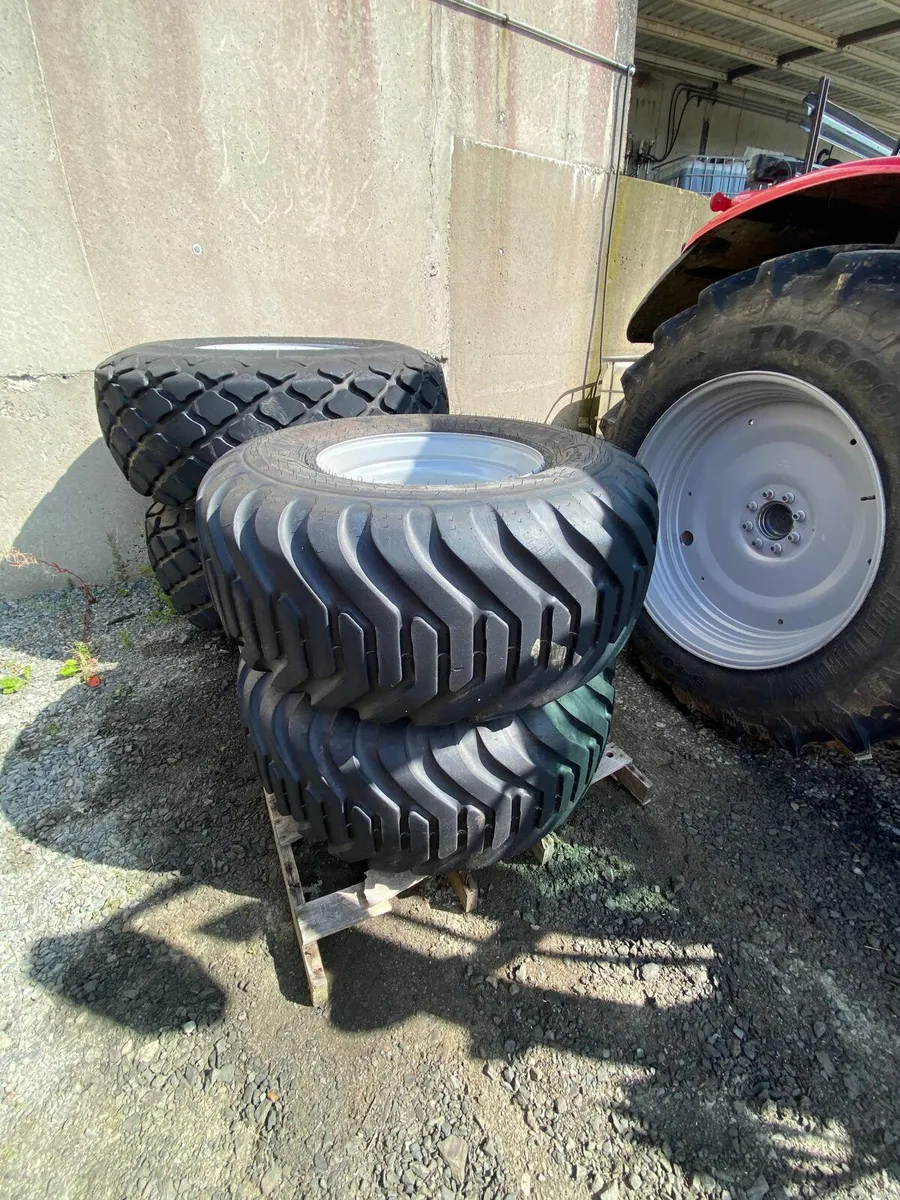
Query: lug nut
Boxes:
[
  {"xmin": 741, "ymin": 521, "xmax": 753, "ymax": 531},
  {"xmin": 762, "ymin": 489, "xmax": 774, "ymax": 500},
  {"xmin": 771, "ymin": 543, "xmax": 784, "ymax": 555},
  {"xmin": 751, "ymin": 538, "xmax": 763, "ymax": 549},
  {"xmin": 746, "ymin": 501, "xmax": 758, "ymax": 513},
  {"xmin": 792, "ymin": 509, "xmax": 806, "ymax": 522},
  {"xmin": 782, "ymin": 491, "xmax": 795, "ymax": 503},
  {"xmin": 788, "ymin": 531, "xmax": 801, "ymax": 544}
]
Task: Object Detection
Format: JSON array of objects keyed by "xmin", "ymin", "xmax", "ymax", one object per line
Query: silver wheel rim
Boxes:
[
  {"xmin": 637, "ymin": 371, "xmax": 886, "ymax": 670},
  {"xmin": 316, "ymin": 431, "xmax": 545, "ymax": 485}
]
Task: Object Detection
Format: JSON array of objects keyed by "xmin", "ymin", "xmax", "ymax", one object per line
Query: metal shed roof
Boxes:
[{"xmin": 635, "ymin": 0, "xmax": 900, "ymax": 129}]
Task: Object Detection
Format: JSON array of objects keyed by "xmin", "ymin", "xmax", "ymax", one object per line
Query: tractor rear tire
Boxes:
[{"xmin": 611, "ymin": 245, "xmax": 900, "ymax": 754}]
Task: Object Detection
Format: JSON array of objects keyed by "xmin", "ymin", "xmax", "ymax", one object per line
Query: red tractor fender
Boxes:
[{"xmin": 627, "ymin": 158, "xmax": 900, "ymax": 343}]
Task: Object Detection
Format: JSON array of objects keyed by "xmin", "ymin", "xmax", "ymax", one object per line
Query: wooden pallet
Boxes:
[
  {"xmin": 595, "ymin": 739, "xmax": 653, "ymax": 805},
  {"xmin": 267, "ymin": 739, "xmax": 650, "ymax": 1006}
]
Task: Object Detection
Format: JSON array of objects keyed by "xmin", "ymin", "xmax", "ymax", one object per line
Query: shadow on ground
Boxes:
[
  {"xmin": 0, "ymin": 616, "xmax": 317, "ymax": 1031},
  {"xmin": 2, "ymin": 610, "xmax": 899, "ymax": 1195},
  {"xmin": 320, "ymin": 695, "xmax": 900, "ymax": 1196}
]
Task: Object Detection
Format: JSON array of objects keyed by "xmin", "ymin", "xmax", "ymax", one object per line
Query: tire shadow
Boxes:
[{"xmin": 0, "ymin": 615, "xmax": 317, "ymax": 1031}]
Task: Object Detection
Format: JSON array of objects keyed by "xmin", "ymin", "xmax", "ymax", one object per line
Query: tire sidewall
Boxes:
[{"xmin": 229, "ymin": 414, "xmax": 614, "ymax": 503}]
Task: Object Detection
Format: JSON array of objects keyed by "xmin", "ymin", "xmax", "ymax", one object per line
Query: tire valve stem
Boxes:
[{"xmin": 788, "ymin": 531, "xmax": 801, "ymax": 544}]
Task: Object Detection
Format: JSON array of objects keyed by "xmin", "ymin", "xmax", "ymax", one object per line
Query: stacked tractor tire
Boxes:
[
  {"xmin": 97, "ymin": 339, "xmax": 658, "ymax": 876},
  {"xmin": 96, "ymin": 338, "xmax": 449, "ymax": 629}
]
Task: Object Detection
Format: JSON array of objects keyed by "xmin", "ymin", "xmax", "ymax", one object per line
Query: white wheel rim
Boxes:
[
  {"xmin": 637, "ymin": 371, "xmax": 886, "ymax": 669},
  {"xmin": 198, "ymin": 341, "xmax": 362, "ymax": 352},
  {"xmin": 316, "ymin": 431, "xmax": 545, "ymax": 485}
]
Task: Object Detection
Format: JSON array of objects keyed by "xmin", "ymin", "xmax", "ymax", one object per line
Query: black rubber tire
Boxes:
[
  {"xmin": 96, "ymin": 338, "xmax": 448, "ymax": 506},
  {"xmin": 611, "ymin": 245, "xmax": 900, "ymax": 754},
  {"xmin": 239, "ymin": 658, "xmax": 615, "ymax": 874},
  {"xmin": 145, "ymin": 503, "xmax": 219, "ymax": 631},
  {"xmin": 198, "ymin": 414, "xmax": 657, "ymax": 725}
]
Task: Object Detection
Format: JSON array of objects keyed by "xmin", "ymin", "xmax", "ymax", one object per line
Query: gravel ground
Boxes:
[{"xmin": 1, "ymin": 578, "xmax": 899, "ymax": 1200}]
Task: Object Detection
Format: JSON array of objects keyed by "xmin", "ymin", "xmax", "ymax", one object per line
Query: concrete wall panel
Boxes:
[
  {"xmin": 449, "ymin": 138, "xmax": 608, "ymax": 426},
  {"xmin": 593, "ymin": 174, "xmax": 710, "ymax": 421},
  {"xmin": 0, "ymin": 0, "xmax": 109, "ymax": 374},
  {"xmin": 4, "ymin": 0, "xmax": 638, "ymax": 597},
  {"xmin": 26, "ymin": 0, "xmax": 440, "ymax": 353},
  {"xmin": 602, "ymin": 175, "xmax": 710, "ymax": 359}
]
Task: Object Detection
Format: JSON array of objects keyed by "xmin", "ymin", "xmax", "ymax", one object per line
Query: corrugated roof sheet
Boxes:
[{"xmin": 636, "ymin": 0, "xmax": 900, "ymax": 126}]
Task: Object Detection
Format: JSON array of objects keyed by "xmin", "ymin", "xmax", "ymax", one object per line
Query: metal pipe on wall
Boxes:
[{"xmin": 432, "ymin": 0, "xmax": 634, "ymax": 76}]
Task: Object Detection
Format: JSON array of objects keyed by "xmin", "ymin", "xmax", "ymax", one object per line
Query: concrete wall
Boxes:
[
  {"xmin": 1, "ymin": 0, "xmax": 634, "ymax": 598},
  {"xmin": 594, "ymin": 174, "xmax": 709, "ymax": 421}
]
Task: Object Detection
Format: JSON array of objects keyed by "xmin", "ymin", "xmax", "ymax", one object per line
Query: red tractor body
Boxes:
[{"xmin": 628, "ymin": 158, "xmax": 900, "ymax": 343}]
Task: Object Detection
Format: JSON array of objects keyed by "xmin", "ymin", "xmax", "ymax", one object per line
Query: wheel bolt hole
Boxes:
[
  {"xmin": 777, "ymin": 619, "xmax": 784, "ymax": 625},
  {"xmin": 850, "ymin": 438, "xmax": 857, "ymax": 445},
  {"xmin": 680, "ymin": 530, "xmax": 694, "ymax": 546}
]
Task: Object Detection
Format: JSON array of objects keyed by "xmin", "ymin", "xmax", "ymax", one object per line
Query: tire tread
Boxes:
[
  {"xmin": 239, "ymin": 660, "xmax": 615, "ymax": 873},
  {"xmin": 200, "ymin": 420, "xmax": 657, "ymax": 725},
  {"xmin": 145, "ymin": 502, "xmax": 219, "ymax": 631}
]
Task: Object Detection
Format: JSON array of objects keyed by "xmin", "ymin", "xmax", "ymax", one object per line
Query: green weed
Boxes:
[
  {"xmin": 105, "ymin": 532, "xmax": 128, "ymax": 581},
  {"xmin": 147, "ymin": 582, "xmax": 177, "ymax": 623},
  {"xmin": 59, "ymin": 642, "xmax": 101, "ymax": 686},
  {"xmin": 0, "ymin": 662, "xmax": 31, "ymax": 695}
]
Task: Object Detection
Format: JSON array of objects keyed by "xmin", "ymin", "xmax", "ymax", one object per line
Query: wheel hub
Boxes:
[
  {"xmin": 757, "ymin": 499, "xmax": 793, "ymax": 542},
  {"xmin": 740, "ymin": 486, "xmax": 809, "ymax": 555},
  {"xmin": 636, "ymin": 371, "xmax": 885, "ymax": 670}
]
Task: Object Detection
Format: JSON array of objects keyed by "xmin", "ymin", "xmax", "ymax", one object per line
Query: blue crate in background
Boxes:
[{"xmin": 651, "ymin": 155, "xmax": 748, "ymax": 197}]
